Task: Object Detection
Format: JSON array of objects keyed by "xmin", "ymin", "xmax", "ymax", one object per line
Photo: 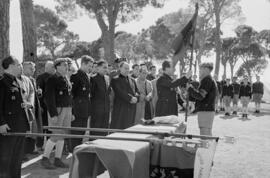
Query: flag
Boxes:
[{"xmin": 171, "ymin": 3, "xmax": 198, "ymax": 67}]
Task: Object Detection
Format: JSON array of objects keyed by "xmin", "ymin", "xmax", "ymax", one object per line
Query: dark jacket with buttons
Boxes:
[
  {"xmin": 44, "ymin": 73, "xmax": 72, "ymax": 118},
  {"xmin": 188, "ymin": 75, "xmax": 217, "ymax": 112},
  {"xmin": 70, "ymin": 70, "xmax": 91, "ymax": 119},
  {"xmin": 252, "ymin": 82, "xmax": 264, "ymax": 94},
  {"xmin": 0, "ymin": 73, "xmax": 29, "ymax": 132},
  {"xmin": 239, "ymin": 84, "xmax": 252, "ymax": 98},
  {"xmin": 222, "ymin": 84, "xmax": 233, "ymax": 98},
  {"xmin": 232, "ymin": 82, "xmax": 241, "ymax": 95}
]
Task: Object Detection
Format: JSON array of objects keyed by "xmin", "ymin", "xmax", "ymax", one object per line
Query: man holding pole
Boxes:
[{"xmin": 187, "ymin": 63, "xmax": 217, "ymax": 136}]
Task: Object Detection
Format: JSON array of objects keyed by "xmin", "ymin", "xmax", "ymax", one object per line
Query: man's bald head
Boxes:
[{"xmin": 45, "ymin": 61, "xmax": 56, "ymax": 74}]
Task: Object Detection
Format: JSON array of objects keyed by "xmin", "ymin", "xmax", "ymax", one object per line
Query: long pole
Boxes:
[
  {"xmin": 2, "ymin": 132, "xmax": 202, "ymax": 145},
  {"xmin": 44, "ymin": 126, "xmax": 219, "ymax": 140}
]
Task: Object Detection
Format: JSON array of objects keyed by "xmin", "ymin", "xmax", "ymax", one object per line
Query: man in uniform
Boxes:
[
  {"xmin": 69, "ymin": 55, "xmax": 93, "ymax": 151},
  {"xmin": 41, "ymin": 58, "xmax": 72, "ymax": 169},
  {"xmin": 91, "ymin": 60, "xmax": 111, "ymax": 135},
  {"xmin": 232, "ymin": 76, "xmax": 241, "ymax": 115},
  {"xmin": 252, "ymin": 75, "xmax": 264, "ymax": 113},
  {"xmin": 111, "ymin": 62, "xmax": 140, "ymax": 129},
  {"xmin": 0, "ymin": 56, "xmax": 30, "ymax": 177},
  {"xmin": 239, "ymin": 76, "xmax": 252, "ymax": 118},
  {"xmin": 155, "ymin": 61, "xmax": 191, "ymax": 117},
  {"xmin": 187, "ymin": 63, "xmax": 217, "ymax": 136},
  {"xmin": 36, "ymin": 61, "xmax": 56, "ymax": 150}
]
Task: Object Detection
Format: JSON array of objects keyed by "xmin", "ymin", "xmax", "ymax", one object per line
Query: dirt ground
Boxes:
[{"xmin": 21, "ymin": 103, "xmax": 270, "ymax": 178}]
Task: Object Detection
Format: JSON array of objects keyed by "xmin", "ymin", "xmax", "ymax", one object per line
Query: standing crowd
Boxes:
[
  {"xmin": 0, "ymin": 55, "xmax": 264, "ymax": 177},
  {"xmin": 215, "ymin": 74, "xmax": 264, "ymax": 118}
]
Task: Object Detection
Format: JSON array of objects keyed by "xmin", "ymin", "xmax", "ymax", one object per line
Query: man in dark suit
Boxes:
[
  {"xmin": 0, "ymin": 56, "xmax": 30, "ymax": 178},
  {"xmin": 155, "ymin": 61, "xmax": 191, "ymax": 117},
  {"xmin": 69, "ymin": 55, "xmax": 93, "ymax": 151},
  {"xmin": 111, "ymin": 62, "xmax": 140, "ymax": 129},
  {"xmin": 36, "ymin": 61, "xmax": 56, "ymax": 149},
  {"xmin": 91, "ymin": 60, "xmax": 111, "ymax": 135}
]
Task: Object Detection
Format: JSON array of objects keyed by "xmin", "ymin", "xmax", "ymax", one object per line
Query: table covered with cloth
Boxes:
[{"xmin": 69, "ymin": 117, "xmax": 216, "ymax": 178}]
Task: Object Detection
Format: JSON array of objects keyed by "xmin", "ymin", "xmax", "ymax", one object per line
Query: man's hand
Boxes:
[
  {"xmin": 145, "ymin": 94, "xmax": 152, "ymax": 102},
  {"xmin": 130, "ymin": 97, "xmax": 138, "ymax": 104},
  {"xmin": 0, "ymin": 124, "xmax": 10, "ymax": 134}
]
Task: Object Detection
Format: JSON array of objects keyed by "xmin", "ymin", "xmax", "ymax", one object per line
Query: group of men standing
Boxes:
[
  {"xmin": 216, "ymin": 75, "xmax": 264, "ymax": 118},
  {"xmin": 0, "ymin": 54, "xmax": 222, "ymax": 177}
]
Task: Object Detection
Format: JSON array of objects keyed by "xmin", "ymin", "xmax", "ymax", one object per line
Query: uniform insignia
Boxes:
[
  {"xmin": 59, "ymin": 91, "xmax": 63, "ymax": 95},
  {"xmin": 11, "ymin": 96, "xmax": 16, "ymax": 100}
]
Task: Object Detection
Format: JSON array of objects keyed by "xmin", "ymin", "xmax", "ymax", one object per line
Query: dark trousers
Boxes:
[
  {"xmin": 69, "ymin": 117, "xmax": 88, "ymax": 152},
  {"xmin": 0, "ymin": 135, "xmax": 25, "ymax": 178},
  {"xmin": 36, "ymin": 107, "xmax": 51, "ymax": 148}
]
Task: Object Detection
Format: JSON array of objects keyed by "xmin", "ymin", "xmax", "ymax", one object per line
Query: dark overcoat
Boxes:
[
  {"xmin": 110, "ymin": 74, "xmax": 140, "ymax": 129},
  {"xmin": 90, "ymin": 74, "xmax": 111, "ymax": 132}
]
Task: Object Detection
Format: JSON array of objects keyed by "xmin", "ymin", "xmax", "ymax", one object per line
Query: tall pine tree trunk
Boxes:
[
  {"xmin": 0, "ymin": 0, "xmax": 10, "ymax": 74},
  {"xmin": 102, "ymin": 30, "xmax": 115, "ymax": 65},
  {"xmin": 213, "ymin": 0, "xmax": 222, "ymax": 78},
  {"xmin": 20, "ymin": 0, "xmax": 37, "ymax": 62}
]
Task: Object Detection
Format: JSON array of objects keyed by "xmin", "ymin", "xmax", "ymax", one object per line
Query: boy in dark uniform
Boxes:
[
  {"xmin": 41, "ymin": 58, "xmax": 72, "ymax": 169},
  {"xmin": 0, "ymin": 56, "xmax": 30, "ymax": 178},
  {"xmin": 69, "ymin": 55, "xmax": 93, "ymax": 151},
  {"xmin": 155, "ymin": 61, "xmax": 191, "ymax": 117},
  {"xmin": 187, "ymin": 62, "xmax": 217, "ymax": 136},
  {"xmin": 222, "ymin": 79, "xmax": 233, "ymax": 116},
  {"xmin": 252, "ymin": 75, "xmax": 264, "ymax": 113},
  {"xmin": 239, "ymin": 76, "xmax": 252, "ymax": 118},
  {"xmin": 232, "ymin": 76, "xmax": 241, "ymax": 115}
]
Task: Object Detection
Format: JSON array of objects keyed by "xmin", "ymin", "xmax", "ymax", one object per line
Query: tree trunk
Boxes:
[
  {"xmin": 223, "ymin": 62, "xmax": 227, "ymax": 78},
  {"xmin": 0, "ymin": 0, "xmax": 10, "ymax": 74},
  {"xmin": 102, "ymin": 30, "xmax": 115, "ymax": 65},
  {"xmin": 213, "ymin": 0, "xmax": 222, "ymax": 78},
  {"xmin": 20, "ymin": 0, "xmax": 37, "ymax": 62}
]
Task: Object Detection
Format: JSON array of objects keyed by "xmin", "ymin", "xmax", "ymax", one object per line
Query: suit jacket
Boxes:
[
  {"xmin": 0, "ymin": 73, "xmax": 29, "ymax": 132},
  {"xmin": 70, "ymin": 69, "xmax": 91, "ymax": 119}
]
